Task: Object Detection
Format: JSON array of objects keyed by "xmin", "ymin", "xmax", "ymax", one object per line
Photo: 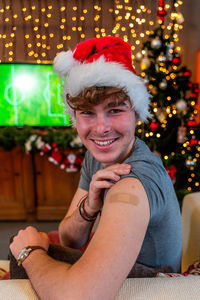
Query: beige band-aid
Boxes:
[{"xmin": 108, "ymin": 193, "xmax": 139, "ymax": 206}]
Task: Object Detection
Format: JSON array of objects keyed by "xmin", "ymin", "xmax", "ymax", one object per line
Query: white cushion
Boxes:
[
  {"xmin": 182, "ymin": 192, "xmax": 200, "ymax": 272},
  {"xmin": 116, "ymin": 276, "xmax": 200, "ymax": 299},
  {"xmin": 0, "ymin": 277, "xmax": 200, "ymax": 300},
  {"xmin": 0, "ymin": 280, "xmax": 38, "ymax": 300}
]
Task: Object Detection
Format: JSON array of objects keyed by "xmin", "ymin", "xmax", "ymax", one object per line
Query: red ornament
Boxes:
[
  {"xmin": 191, "ymin": 83, "xmax": 199, "ymax": 96},
  {"xmin": 157, "ymin": 0, "xmax": 167, "ymax": 22},
  {"xmin": 149, "ymin": 121, "xmax": 159, "ymax": 132},
  {"xmin": 165, "ymin": 165, "xmax": 177, "ymax": 184},
  {"xmin": 187, "ymin": 118, "xmax": 197, "ymax": 128},
  {"xmin": 52, "ymin": 142, "xmax": 57, "ymax": 148},
  {"xmin": 189, "ymin": 136, "xmax": 198, "ymax": 147},
  {"xmin": 182, "ymin": 70, "xmax": 192, "ymax": 77},
  {"xmin": 172, "ymin": 56, "xmax": 181, "ymax": 66}
]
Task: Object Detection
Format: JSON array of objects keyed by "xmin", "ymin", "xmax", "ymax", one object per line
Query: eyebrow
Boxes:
[{"xmin": 105, "ymin": 100, "xmax": 129, "ymax": 109}]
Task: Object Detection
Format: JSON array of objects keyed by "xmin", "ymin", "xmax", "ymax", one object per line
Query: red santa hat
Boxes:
[{"xmin": 53, "ymin": 36, "xmax": 151, "ymax": 123}]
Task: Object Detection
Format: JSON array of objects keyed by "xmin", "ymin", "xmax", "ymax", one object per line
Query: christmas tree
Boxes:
[{"xmin": 135, "ymin": 0, "xmax": 200, "ymax": 203}]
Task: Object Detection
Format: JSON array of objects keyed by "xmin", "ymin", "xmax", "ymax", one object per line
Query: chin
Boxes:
[{"xmin": 92, "ymin": 152, "xmax": 121, "ymax": 166}]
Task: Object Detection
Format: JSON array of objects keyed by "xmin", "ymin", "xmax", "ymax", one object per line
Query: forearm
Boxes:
[
  {"xmin": 22, "ymin": 250, "xmax": 72, "ymax": 300},
  {"xmin": 59, "ymin": 207, "xmax": 95, "ymax": 248}
]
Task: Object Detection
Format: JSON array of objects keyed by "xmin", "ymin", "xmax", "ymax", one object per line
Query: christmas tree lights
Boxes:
[{"xmin": 135, "ymin": 0, "xmax": 200, "ymax": 201}]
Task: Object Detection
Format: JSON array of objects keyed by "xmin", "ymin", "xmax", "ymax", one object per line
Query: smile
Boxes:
[{"xmin": 94, "ymin": 139, "xmax": 116, "ymax": 146}]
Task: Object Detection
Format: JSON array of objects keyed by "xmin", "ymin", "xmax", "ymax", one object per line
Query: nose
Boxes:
[{"xmin": 94, "ymin": 113, "xmax": 110, "ymax": 135}]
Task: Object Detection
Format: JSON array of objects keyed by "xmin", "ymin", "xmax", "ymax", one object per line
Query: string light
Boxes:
[{"xmin": 0, "ymin": 1, "xmax": 184, "ymax": 65}]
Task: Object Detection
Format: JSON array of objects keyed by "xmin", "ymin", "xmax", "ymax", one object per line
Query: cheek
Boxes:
[{"xmin": 76, "ymin": 118, "xmax": 89, "ymax": 137}]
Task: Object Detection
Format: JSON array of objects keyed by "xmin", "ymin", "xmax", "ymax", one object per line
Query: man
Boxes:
[{"xmin": 10, "ymin": 37, "xmax": 182, "ymax": 300}]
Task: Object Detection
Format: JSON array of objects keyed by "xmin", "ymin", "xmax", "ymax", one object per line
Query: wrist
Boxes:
[
  {"xmin": 84, "ymin": 198, "xmax": 100, "ymax": 216},
  {"xmin": 22, "ymin": 248, "xmax": 47, "ymax": 268},
  {"xmin": 17, "ymin": 246, "xmax": 47, "ymax": 267},
  {"xmin": 79, "ymin": 196, "xmax": 101, "ymax": 222}
]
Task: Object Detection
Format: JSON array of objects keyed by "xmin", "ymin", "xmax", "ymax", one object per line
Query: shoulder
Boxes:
[
  {"xmin": 123, "ymin": 138, "xmax": 178, "ymax": 219},
  {"xmin": 104, "ymin": 177, "xmax": 150, "ymax": 216}
]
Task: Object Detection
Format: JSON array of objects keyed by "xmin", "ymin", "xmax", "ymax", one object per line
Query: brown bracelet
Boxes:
[
  {"xmin": 79, "ymin": 197, "xmax": 100, "ymax": 222},
  {"xmin": 17, "ymin": 245, "xmax": 46, "ymax": 266}
]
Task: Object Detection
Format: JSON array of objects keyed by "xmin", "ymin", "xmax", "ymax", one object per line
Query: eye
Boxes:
[
  {"xmin": 109, "ymin": 108, "xmax": 123, "ymax": 114},
  {"xmin": 80, "ymin": 110, "xmax": 93, "ymax": 115}
]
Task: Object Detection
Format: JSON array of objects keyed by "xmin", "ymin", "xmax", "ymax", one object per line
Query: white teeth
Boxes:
[{"xmin": 95, "ymin": 139, "xmax": 115, "ymax": 146}]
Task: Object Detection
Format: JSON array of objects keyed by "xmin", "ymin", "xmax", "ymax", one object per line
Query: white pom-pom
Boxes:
[{"xmin": 53, "ymin": 51, "xmax": 79, "ymax": 77}]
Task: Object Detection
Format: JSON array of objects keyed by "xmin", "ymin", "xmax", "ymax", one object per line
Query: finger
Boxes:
[
  {"xmin": 92, "ymin": 181, "xmax": 115, "ymax": 190},
  {"xmin": 93, "ymin": 170, "xmax": 121, "ymax": 181},
  {"xmin": 94, "ymin": 169, "xmax": 129, "ymax": 181}
]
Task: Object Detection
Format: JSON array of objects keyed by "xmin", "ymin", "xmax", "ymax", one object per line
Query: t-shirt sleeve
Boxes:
[
  {"xmin": 120, "ymin": 159, "xmax": 171, "ymax": 223},
  {"xmin": 78, "ymin": 151, "xmax": 91, "ymax": 191}
]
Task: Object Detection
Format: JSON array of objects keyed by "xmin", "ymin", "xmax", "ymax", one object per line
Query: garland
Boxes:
[{"xmin": 0, "ymin": 126, "xmax": 85, "ymax": 172}]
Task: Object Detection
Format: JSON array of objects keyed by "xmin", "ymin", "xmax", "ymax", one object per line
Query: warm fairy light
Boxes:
[{"xmin": 0, "ymin": 0, "xmax": 184, "ymax": 65}]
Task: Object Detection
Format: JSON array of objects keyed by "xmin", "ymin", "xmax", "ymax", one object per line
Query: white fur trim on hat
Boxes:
[
  {"xmin": 53, "ymin": 50, "xmax": 81, "ymax": 77},
  {"xmin": 60, "ymin": 55, "xmax": 151, "ymax": 123}
]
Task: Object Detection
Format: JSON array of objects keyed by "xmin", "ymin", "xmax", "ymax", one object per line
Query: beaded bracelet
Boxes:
[{"xmin": 79, "ymin": 196, "xmax": 100, "ymax": 222}]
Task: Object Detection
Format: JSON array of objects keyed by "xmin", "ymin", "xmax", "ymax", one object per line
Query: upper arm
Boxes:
[{"xmin": 66, "ymin": 177, "xmax": 150, "ymax": 299}]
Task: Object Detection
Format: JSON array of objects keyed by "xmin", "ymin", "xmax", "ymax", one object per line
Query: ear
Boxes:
[{"xmin": 135, "ymin": 112, "xmax": 140, "ymax": 124}]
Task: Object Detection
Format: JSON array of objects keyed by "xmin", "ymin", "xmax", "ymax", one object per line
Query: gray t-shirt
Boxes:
[{"xmin": 79, "ymin": 137, "xmax": 182, "ymax": 272}]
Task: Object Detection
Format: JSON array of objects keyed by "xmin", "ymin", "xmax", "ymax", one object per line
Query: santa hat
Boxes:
[{"xmin": 53, "ymin": 36, "xmax": 151, "ymax": 123}]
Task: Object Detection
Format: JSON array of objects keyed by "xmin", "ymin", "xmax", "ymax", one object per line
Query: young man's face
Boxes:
[{"xmin": 75, "ymin": 96, "xmax": 137, "ymax": 167}]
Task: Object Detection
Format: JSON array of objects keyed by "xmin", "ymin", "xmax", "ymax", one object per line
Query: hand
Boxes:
[
  {"xmin": 86, "ymin": 163, "xmax": 131, "ymax": 214},
  {"xmin": 10, "ymin": 226, "xmax": 50, "ymax": 260}
]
